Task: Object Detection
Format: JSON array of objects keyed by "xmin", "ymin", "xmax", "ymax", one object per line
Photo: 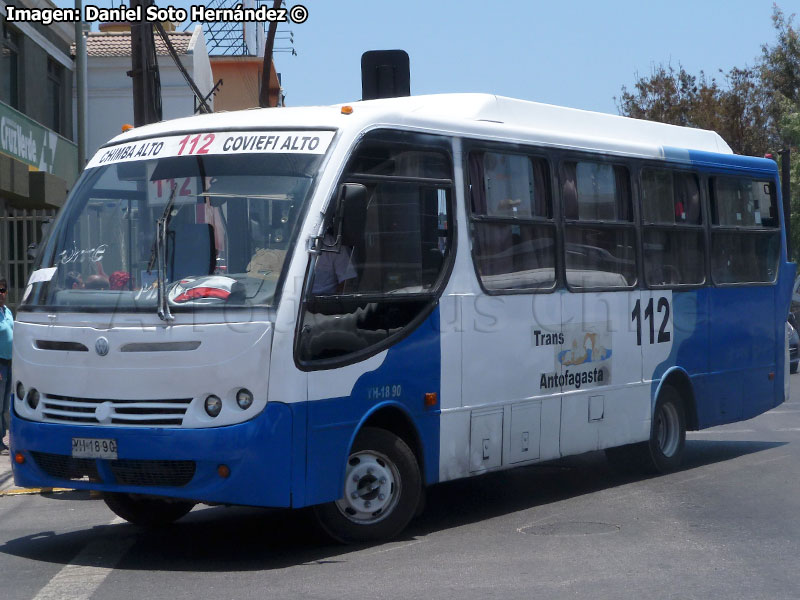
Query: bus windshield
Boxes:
[{"xmin": 23, "ymin": 150, "xmax": 325, "ymax": 312}]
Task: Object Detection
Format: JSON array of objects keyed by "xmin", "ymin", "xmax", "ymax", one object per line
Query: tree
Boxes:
[
  {"xmin": 616, "ymin": 64, "xmax": 772, "ymax": 156},
  {"xmin": 761, "ymin": 7, "xmax": 800, "ymax": 260}
]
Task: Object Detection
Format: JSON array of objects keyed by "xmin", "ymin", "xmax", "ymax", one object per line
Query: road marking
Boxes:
[
  {"xmin": 0, "ymin": 487, "xmax": 73, "ymax": 497},
  {"xmin": 688, "ymin": 429, "xmax": 756, "ymax": 435},
  {"xmin": 33, "ymin": 517, "xmax": 133, "ymax": 600}
]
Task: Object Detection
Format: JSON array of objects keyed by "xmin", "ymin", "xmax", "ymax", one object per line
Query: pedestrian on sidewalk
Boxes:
[{"xmin": 0, "ymin": 277, "xmax": 13, "ymax": 455}]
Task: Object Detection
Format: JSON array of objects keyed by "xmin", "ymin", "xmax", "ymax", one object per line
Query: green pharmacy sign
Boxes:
[{"xmin": 0, "ymin": 100, "xmax": 78, "ymax": 187}]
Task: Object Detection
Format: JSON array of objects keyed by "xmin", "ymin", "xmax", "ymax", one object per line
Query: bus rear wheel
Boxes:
[
  {"xmin": 103, "ymin": 492, "xmax": 195, "ymax": 526},
  {"xmin": 314, "ymin": 427, "xmax": 421, "ymax": 544},
  {"xmin": 606, "ymin": 384, "xmax": 686, "ymax": 474}
]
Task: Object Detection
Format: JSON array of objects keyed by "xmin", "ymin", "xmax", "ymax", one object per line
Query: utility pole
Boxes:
[
  {"xmin": 258, "ymin": 0, "xmax": 282, "ymax": 108},
  {"xmin": 128, "ymin": 0, "xmax": 162, "ymax": 126},
  {"xmin": 74, "ymin": 0, "xmax": 87, "ymax": 167}
]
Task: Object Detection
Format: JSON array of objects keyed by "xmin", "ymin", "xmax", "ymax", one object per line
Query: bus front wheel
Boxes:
[
  {"xmin": 103, "ymin": 492, "xmax": 195, "ymax": 526},
  {"xmin": 314, "ymin": 427, "xmax": 421, "ymax": 544},
  {"xmin": 606, "ymin": 385, "xmax": 686, "ymax": 474}
]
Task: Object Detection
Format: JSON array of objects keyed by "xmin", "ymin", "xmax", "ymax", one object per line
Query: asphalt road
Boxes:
[{"xmin": 2, "ymin": 386, "xmax": 800, "ymax": 600}]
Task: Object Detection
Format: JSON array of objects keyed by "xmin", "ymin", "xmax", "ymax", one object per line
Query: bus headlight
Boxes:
[
  {"xmin": 16, "ymin": 381, "xmax": 24, "ymax": 401},
  {"xmin": 27, "ymin": 388, "xmax": 40, "ymax": 410},
  {"xmin": 236, "ymin": 388, "xmax": 253, "ymax": 410},
  {"xmin": 204, "ymin": 395, "xmax": 222, "ymax": 417}
]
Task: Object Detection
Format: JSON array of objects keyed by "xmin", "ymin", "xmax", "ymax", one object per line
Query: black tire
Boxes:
[
  {"xmin": 103, "ymin": 492, "xmax": 195, "ymax": 527},
  {"xmin": 791, "ymin": 362, "xmax": 798, "ymax": 374},
  {"xmin": 606, "ymin": 385, "xmax": 686, "ymax": 474},
  {"xmin": 313, "ymin": 427, "xmax": 421, "ymax": 544}
]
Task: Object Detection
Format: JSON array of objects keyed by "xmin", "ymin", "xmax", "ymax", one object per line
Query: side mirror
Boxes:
[{"xmin": 334, "ymin": 183, "xmax": 368, "ymax": 247}]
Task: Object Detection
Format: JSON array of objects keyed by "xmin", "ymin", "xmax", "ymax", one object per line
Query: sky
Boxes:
[{"xmin": 51, "ymin": 0, "xmax": 789, "ymax": 116}]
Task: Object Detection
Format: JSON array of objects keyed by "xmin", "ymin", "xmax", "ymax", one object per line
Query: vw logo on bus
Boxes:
[{"xmin": 95, "ymin": 337, "xmax": 110, "ymax": 357}]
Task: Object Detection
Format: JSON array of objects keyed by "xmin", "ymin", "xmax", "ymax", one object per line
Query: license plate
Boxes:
[{"xmin": 72, "ymin": 438, "xmax": 118, "ymax": 459}]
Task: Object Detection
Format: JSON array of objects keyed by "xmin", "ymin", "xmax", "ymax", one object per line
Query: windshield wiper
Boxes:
[{"xmin": 147, "ymin": 183, "xmax": 178, "ymax": 322}]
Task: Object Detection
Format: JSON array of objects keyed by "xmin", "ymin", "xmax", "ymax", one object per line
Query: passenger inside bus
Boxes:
[{"xmin": 311, "ymin": 231, "xmax": 357, "ymax": 295}]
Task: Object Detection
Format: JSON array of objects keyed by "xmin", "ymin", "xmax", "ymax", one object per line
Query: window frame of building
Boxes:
[
  {"xmin": 1, "ymin": 23, "xmax": 21, "ymax": 109},
  {"xmin": 46, "ymin": 57, "xmax": 63, "ymax": 134}
]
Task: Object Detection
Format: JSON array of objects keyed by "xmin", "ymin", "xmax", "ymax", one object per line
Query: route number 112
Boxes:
[{"xmin": 632, "ymin": 297, "xmax": 671, "ymax": 345}]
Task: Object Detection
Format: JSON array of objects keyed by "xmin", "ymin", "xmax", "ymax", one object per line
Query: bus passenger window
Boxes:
[
  {"xmin": 565, "ymin": 161, "xmax": 631, "ymax": 222},
  {"xmin": 710, "ymin": 177, "xmax": 779, "ymax": 285},
  {"xmin": 563, "ymin": 160, "xmax": 635, "ymax": 289},
  {"xmin": 468, "ymin": 151, "xmax": 555, "ymax": 292},
  {"xmin": 298, "ymin": 130, "xmax": 453, "ymax": 365},
  {"xmin": 641, "ymin": 169, "xmax": 704, "ymax": 287}
]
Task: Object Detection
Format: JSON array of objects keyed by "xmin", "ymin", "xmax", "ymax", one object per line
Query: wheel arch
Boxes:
[
  {"xmin": 347, "ymin": 402, "xmax": 427, "ymax": 485},
  {"xmin": 655, "ymin": 367, "xmax": 699, "ymax": 431}
]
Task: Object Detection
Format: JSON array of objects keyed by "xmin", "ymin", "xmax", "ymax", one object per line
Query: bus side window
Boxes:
[
  {"xmin": 563, "ymin": 160, "xmax": 636, "ymax": 289},
  {"xmin": 468, "ymin": 150, "xmax": 556, "ymax": 292},
  {"xmin": 641, "ymin": 169, "xmax": 705, "ymax": 287},
  {"xmin": 298, "ymin": 131, "xmax": 453, "ymax": 365}
]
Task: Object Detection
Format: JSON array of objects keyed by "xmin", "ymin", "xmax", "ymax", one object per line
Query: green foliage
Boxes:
[
  {"xmin": 762, "ymin": 7, "xmax": 800, "ymax": 106},
  {"xmin": 616, "ymin": 64, "xmax": 773, "ymax": 156}
]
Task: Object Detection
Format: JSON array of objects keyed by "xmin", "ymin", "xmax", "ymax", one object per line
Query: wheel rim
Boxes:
[
  {"xmin": 335, "ymin": 450, "xmax": 401, "ymax": 524},
  {"xmin": 655, "ymin": 401, "xmax": 680, "ymax": 457}
]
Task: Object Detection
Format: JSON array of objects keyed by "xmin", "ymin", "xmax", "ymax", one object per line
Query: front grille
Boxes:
[
  {"xmin": 35, "ymin": 340, "xmax": 89, "ymax": 352},
  {"xmin": 30, "ymin": 452, "xmax": 197, "ymax": 487},
  {"xmin": 31, "ymin": 451, "xmax": 101, "ymax": 482},
  {"xmin": 110, "ymin": 459, "xmax": 196, "ymax": 487},
  {"xmin": 40, "ymin": 394, "xmax": 193, "ymax": 427}
]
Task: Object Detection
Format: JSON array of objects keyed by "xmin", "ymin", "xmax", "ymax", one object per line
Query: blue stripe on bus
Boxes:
[
  {"xmin": 302, "ymin": 308, "xmax": 442, "ymax": 507},
  {"xmin": 689, "ymin": 151, "xmax": 779, "ymax": 173},
  {"xmin": 672, "ymin": 148, "xmax": 779, "ymax": 174}
]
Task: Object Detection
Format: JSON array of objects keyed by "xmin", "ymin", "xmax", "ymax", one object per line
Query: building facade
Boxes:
[
  {"xmin": 1, "ymin": 0, "xmax": 78, "ymax": 308},
  {"xmin": 80, "ymin": 22, "xmax": 214, "ymax": 159}
]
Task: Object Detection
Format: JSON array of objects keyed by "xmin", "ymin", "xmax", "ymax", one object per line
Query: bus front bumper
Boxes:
[{"xmin": 9, "ymin": 401, "xmax": 294, "ymax": 508}]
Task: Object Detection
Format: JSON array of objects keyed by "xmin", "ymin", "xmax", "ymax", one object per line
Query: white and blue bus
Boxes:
[{"xmin": 10, "ymin": 94, "xmax": 794, "ymax": 543}]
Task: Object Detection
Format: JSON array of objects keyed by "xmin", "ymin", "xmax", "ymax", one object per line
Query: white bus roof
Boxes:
[{"xmin": 106, "ymin": 93, "xmax": 733, "ymax": 158}]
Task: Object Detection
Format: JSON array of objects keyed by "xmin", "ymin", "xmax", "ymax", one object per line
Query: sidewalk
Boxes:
[{"xmin": 1, "ymin": 432, "xmax": 14, "ymax": 493}]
